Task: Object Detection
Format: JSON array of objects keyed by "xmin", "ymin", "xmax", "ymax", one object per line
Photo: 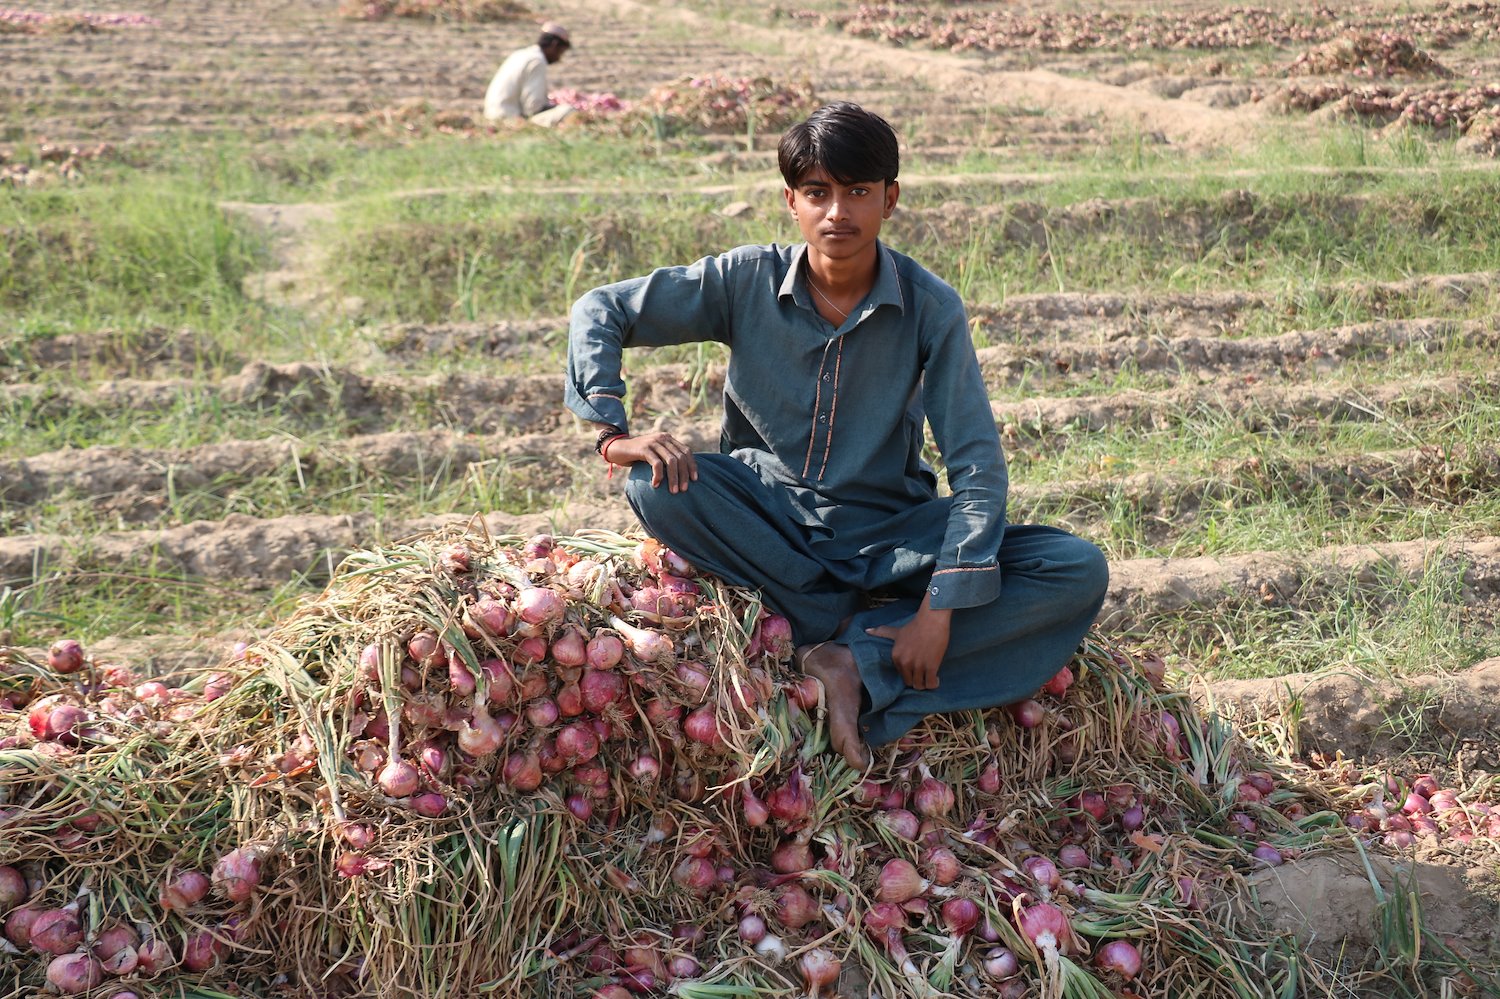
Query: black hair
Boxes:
[
  {"xmin": 539, "ymin": 32, "xmax": 569, "ymax": 48},
  {"xmin": 778, "ymin": 101, "xmax": 899, "ymax": 188}
]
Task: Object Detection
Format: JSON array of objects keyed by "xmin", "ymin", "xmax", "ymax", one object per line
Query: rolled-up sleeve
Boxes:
[
  {"xmin": 919, "ymin": 307, "xmax": 1008, "ymax": 610},
  {"xmin": 565, "ymin": 253, "xmax": 735, "ymax": 433}
]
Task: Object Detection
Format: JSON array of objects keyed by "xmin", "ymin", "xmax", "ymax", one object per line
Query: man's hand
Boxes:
[
  {"xmin": 866, "ymin": 597, "xmax": 951, "ymax": 691},
  {"xmin": 604, "ymin": 432, "xmax": 698, "ymax": 493}
]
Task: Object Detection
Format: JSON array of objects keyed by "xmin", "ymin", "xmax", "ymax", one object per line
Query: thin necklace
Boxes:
[{"xmin": 807, "ymin": 276, "xmax": 850, "ymax": 321}]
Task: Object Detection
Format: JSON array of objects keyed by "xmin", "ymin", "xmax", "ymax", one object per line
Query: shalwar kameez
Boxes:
[{"xmin": 566, "ymin": 241, "xmax": 1108, "ymax": 746}]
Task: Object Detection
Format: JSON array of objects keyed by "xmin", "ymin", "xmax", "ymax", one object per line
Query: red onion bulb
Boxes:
[
  {"xmin": 1095, "ymin": 939, "xmax": 1142, "ymax": 979},
  {"xmin": 798, "ymin": 947, "xmax": 841, "ymax": 994}
]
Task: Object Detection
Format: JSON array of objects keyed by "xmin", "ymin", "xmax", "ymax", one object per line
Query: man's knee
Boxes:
[
  {"xmin": 623, "ymin": 463, "xmax": 693, "ymax": 525},
  {"xmin": 1071, "ymin": 537, "xmax": 1110, "ymax": 601},
  {"xmin": 1045, "ymin": 532, "xmax": 1109, "ymax": 601}
]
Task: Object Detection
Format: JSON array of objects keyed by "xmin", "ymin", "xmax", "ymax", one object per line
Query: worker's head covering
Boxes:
[{"xmin": 539, "ymin": 21, "xmax": 570, "ymax": 45}]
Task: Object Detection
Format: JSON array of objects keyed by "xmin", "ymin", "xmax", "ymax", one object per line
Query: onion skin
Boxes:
[
  {"xmin": 1058, "ymin": 845, "xmax": 1092, "ymax": 869},
  {"xmin": 1017, "ymin": 902, "xmax": 1068, "ymax": 952},
  {"xmin": 913, "ymin": 766, "xmax": 955, "ymax": 818},
  {"xmin": 29, "ymin": 907, "xmax": 83, "ymax": 955},
  {"xmin": 378, "ymin": 759, "xmax": 421, "ymax": 798},
  {"xmin": 1023, "ymin": 855, "xmax": 1061, "ymax": 890},
  {"xmin": 410, "ymin": 792, "xmax": 448, "ymax": 817},
  {"xmin": 4, "ymin": 906, "xmax": 42, "ymax": 948},
  {"xmin": 982, "ymin": 946, "xmax": 1020, "ymax": 979},
  {"xmin": 580, "ymin": 669, "xmax": 627, "ymax": 714},
  {"xmin": 775, "ymin": 884, "xmax": 820, "ymax": 929},
  {"xmin": 135, "ymin": 938, "xmax": 174, "ymax": 976},
  {"xmin": 770, "ymin": 838, "xmax": 814, "ymax": 874},
  {"xmin": 978, "ymin": 760, "xmax": 1002, "ymax": 795},
  {"xmin": 1007, "ymin": 699, "xmax": 1045, "ymax": 728},
  {"xmin": 683, "ymin": 707, "xmax": 724, "ymax": 748},
  {"xmin": 586, "ymin": 634, "xmax": 624, "ymax": 670},
  {"xmin": 502, "ymin": 751, "xmax": 544, "ymax": 792},
  {"xmin": 875, "ymin": 858, "xmax": 927, "ymax": 904},
  {"xmin": 1041, "ymin": 665, "xmax": 1073, "ymax": 698},
  {"xmin": 672, "ymin": 857, "xmax": 718, "ymax": 897},
  {"xmin": 0, "ymin": 864, "xmax": 27, "ymax": 910},
  {"xmin": 1251, "ymin": 842, "xmax": 1283, "ymax": 867},
  {"xmin": 45, "ymin": 953, "xmax": 103, "ymax": 995},
  {"xmin": 875, "ymin": 808, "xmax": 920, "ymax": 841},
  {"xmin": 766, "ymin": 765, "xmax": 813, "ymax": 827},
  {"xmin": 798, "ymin": 947, "xmax": 841, "ymax": 994},
  {"xmin": 738, "ymin": 913, "xmax": 768, "ymax": 945},
  {"xmin": 551, "ymin": 628, "xmax": 588, "ymax": 668},
  {"xmin": 756, "ymin": 615, "xmax": 794, "ymax": 661},
  {"xmin": 924, "ymin": 847, "xmax": 961, "ymax": 886},
  {"xmin": 182, "ymin": 929, "xmax": 224, "ymax": 971},
  {"xmin": 940, "ymin": 897, "xmax": 981, "ymax": 937},
  {"xmin": 556, "ymin": 722, "xmax": 601, "ymax": 764},
  {"xmin": 1095, "ymin": 939, "xmax": 1143, "ymax": 980},
  {"xmin": 48, "ymin": 639, "xmax": 85, "ymax": 674},
  {"xmin": 92, "ymin": 923, "xmax": 140, "ymax": 961},
  {"xmin": 212, "ymin": 846, "xmax": 264, "ymax": 903}
]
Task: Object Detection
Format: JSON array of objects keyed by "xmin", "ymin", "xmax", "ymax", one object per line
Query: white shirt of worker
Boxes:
[{"xmin": 484, "ymin": 44, "xmax": 550, "ymax": 120}]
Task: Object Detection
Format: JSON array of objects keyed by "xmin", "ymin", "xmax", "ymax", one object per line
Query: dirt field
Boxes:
[{"xmin": 3, "ymin": 0, "xmax": 1499, "ymax": 996}]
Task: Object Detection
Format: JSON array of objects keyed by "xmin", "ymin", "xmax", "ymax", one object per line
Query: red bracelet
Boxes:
[{"xmin": 599, "ymin": 433, "xmax": 626, "ymax": 478}]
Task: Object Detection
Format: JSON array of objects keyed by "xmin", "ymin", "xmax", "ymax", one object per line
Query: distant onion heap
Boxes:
[{"xmin": 5, "ymin": 527, "xmax": 1488, "ymax": 998}]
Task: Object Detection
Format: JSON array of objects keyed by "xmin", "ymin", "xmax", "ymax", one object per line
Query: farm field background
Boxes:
[{"xmin": 2, "ymin": 0, "xmax": 1499, "ymax": 996}]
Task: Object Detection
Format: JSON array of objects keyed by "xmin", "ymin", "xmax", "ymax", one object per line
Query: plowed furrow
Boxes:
[
  {"xmin": 0, "ymin": 361, "xmax": 582, "ymax": 440},
  {"xmin": 974, "ymin": 271, "xmax": 1499, "ymax": 342},
  {"xmin": 0, "ymin": 504, "xmax": 639, "ymax": 589},
  {"xmin": 1012, "ymin": 444, "xmax": 1500, "ymax": 545},
  {"xmin": 0, "ymin": 356, "xmax": 710, "ymax": 450},
  {"xmin": 1100, "ymin": 536, "xmax": 1500, "ymax": 634},
  {"xmin": 1200, "ymin": 659, "xmax": 1500, "ymax": 764},
  {"xmin": 0, "ymin": 328, "xmax": 235, "ymax": 384},
  {"xmin": 977, "ymin": 318, "xmax": 1493, "ymax": 386},
  {"xmin": 991, "ymin": 374, "xmax": 1494, "ymax": 438},
  {"xmin": 0, "ymin": 422, "xmax": 725, "ymax": 522}
]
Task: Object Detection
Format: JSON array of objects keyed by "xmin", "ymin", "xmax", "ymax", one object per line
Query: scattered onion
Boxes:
[
  {"xmin": 1095, "ymin": 939, "xmax": 1142, "ymax": 979},
  {"xmin": 798, "ymin": 947, "xmax": 840, "ymax": 996},
  {"xmin": 45, "ymin": 953, "xmax": 102, "ymax": 995},
  {"xmin": 29, "ymin": 907, "xmax": 83, "ymax": 954}
]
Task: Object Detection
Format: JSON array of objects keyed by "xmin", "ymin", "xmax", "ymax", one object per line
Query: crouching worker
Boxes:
[
  {"xmin": 564, "ymin": 102, "xmax": 1109, "ymax": 770},
  {"xmin": 483, "ymin": 21, "xmax": 573, "ymax": 127}
]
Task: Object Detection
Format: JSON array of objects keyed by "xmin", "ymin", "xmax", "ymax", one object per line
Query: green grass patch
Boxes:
[
  {"xmin": 1136, "ymin": 558, "xmax": 1499, "ymax": 682},
  {"xmin": 2, "ymin": 447, "xmax": 566, "ymax": 537},
  {"xmin": 0, "ymin": 390, "xmax": 366, "ymax": 457},
  {"xmin": 0, "ymin": 565, "xmax": 307, "ymax": 648},
  {"xmin": 1008, "ymin": 385, "xmax": 1500, "ymax": 560},
  {"xmin": 319, "ymin": 167, "xmax": 1500, "ymax": 322},
  {"xmin": 0, "ymin": 178, "xmax": 263, "ymax": 334}
]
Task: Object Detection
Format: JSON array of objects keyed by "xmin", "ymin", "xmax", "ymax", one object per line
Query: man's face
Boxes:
[
  {"xmin": 542, "ymin": 40, "xmax": 568, "ymax": 64},
  {"xmin": 784, "ymin": 168, "xmax": 899, "ymax": 263}
]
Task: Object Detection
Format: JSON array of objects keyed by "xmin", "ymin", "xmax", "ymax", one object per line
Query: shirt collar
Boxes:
[{"xmin": 779, "ymin": 242, "xmax": 907, "ymax": 319}]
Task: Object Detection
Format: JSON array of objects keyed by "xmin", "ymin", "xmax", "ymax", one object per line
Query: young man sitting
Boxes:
[{"xmin": 565, "ymin": 102, "xmax": 1109, "ymax": 770}]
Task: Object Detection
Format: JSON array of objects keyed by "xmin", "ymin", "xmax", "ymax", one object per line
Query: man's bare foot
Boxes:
[{"xmin": 796, "ymin": 641, "xmax": 870, "ymax": 771}]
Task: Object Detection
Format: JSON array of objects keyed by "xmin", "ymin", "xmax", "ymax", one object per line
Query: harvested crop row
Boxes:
[
  {"xmin": 976, "ymin": 318, "xmax": 1496, "ymax": 386},
  {"xmin": 8, "ymin": 266, "xmax": 1491, "ymax": 385},
  {"xmin": 974, "ymin": 269, "xmax": 1500, "ymax": 341},
  {"xmin": 4, "ymin": 528, "xmax": 1492, "ymax": 997},
  {"xmin": 798, "ymin": 3, "xmax": 1500, "ymax": 55},
  {"xmin": 1099, "ymin": 536, "xmax": 1500, "ymax": 633},
  {"xmin": 1017, "ymin": 443, "xmax": 1500, "ymax": 549},
  {"xmin": 4, "ymin": 363, "xmax": 1490, "ymax": 459},
  {"xmin": 992, "ymin": 373, "xmax": 1496, "ymax": 438}
]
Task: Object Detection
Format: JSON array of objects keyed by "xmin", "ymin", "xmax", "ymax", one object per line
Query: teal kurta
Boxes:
[{"xmin": 567, "ymin": 242, "xmax": 1108, "ymax": 745}]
